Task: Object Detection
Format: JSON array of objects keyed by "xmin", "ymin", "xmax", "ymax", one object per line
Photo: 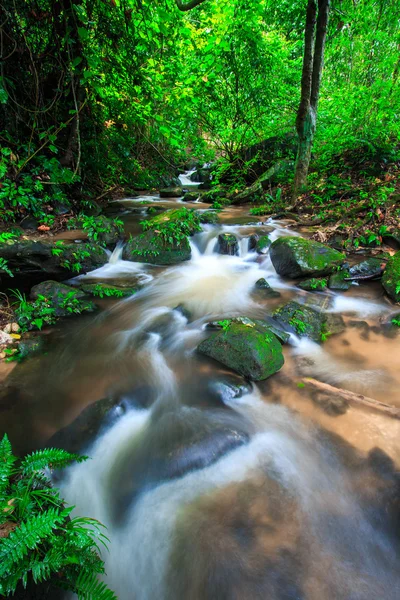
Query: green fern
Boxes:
[
  {"xmin": 0, "ymin": 434, "xmax": 117, "ymax": 598},
  {"xmin": 72, "ymin": 570, "xmax": 118, "ymax": 600},
  {"xmin": 21, "ymin": 447, "xmax": 88, "ymax": 475}
]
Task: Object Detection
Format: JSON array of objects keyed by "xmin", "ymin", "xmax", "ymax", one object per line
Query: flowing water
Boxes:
[{"xmin": 1, "ymin": 174, "xmax": 400, "ymax": 599}]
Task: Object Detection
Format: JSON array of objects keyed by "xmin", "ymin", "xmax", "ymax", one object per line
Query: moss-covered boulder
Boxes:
[
  {"xmin": 256, "ymin": 235, "xmax": 272, "ymax": 254},
  {"xmin": 0, "ymin": 239, "xmax": 106, "ymax": 281},
  {"xmin": 297, "ymin": 277, "xmax": 328, "ymax": 292},
  {"xmin": 328, "ymin": 270, "xmax": 351, "ymax": 291},
  {"xmin": 29, "ymin": 280, "xmax": 95, "ymax": 318},
  {"xmin": 270, "ymin": 236, "xmax": 345, "ymax": 278},
  {"xmin": 197, "ymin": 320, "xmax": 284, "ymax": 381},
  {"xmin": 79, "ymin": 283, "xmax": 137, "ymax": 298},
  {"xmin": 382, "ymin": 251, "xmax": 400, "ymax": 302},
  {"xmin": 182, "ymin": 192, "xmax": 199, "ymax": 202},
  {"xmin": 198, "ymin": 210, "xmax": 219, "ymax": 225},
  {"xmin": 123, "ymin": 231, "xmax": 191, "ymax": 265},
  {"xmin": 142, "ymin": 208, "xmax": 201, "ymax": 236},
  {"xmin": 159, "ymin": 187, "xmax": 183, "ymax": 198},
  {"xmin": 272, "ymin": 300, "xmax": 344, "ymax": 342},
  {"xmin": 217, "ymin": 233, "xmax": 239, "ymax": 256}
]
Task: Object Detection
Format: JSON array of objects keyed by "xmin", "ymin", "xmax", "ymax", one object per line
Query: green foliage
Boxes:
[
  {"xmin": 0, "ymin": 435, "xmax": 117, "ymax": 599},
  {"xmin": 0, "ymin": 257, "xmax": 13, "ymax": 278},
  {"xmin": 12, "ymin": 291, "xmax": 57, "ymax": 332},
  {"xmin": 288, "ymin": 311, "xmax": 307, "ymax": 335},
  {"xmin": 391, "ymin": 317, "xmax": 400, "ymax": 327},
  {"xmin": 69, "ymin": 215, "xmax": 123, "ymax": 246}
]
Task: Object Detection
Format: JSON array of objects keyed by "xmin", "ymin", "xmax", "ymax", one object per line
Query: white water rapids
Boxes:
[{"xmin": 54, "ymin": 200, "xmax": 400, "ymax": 600}]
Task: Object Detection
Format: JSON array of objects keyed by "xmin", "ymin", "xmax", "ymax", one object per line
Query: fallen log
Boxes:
[{"xmin": 302, "ymin": 377, "xmax": 400, "ymax": 419}]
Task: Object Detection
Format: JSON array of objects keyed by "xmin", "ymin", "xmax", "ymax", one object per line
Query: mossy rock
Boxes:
[
  {"xmin": 198, "ymin": 210, "xmax": 219, "ymax": 225},
  {"xmin": 182, "ymin": 192, "xmax": 199, "ymax": 202},
  {"xmin": 80, "ymin": 283, "xmax": 137, "ymax": 298},
  {"xmin": 328, "ymin": 270, "xmax": 351, "ymax": 291},
  {"xmin": 272, "ymin": 300, "xmax": 344, "ymax": 342},
  {"xmin": 270, "ymin": 236, "xmax": 345, "ymax": 278},
  {"xmin": 29, "ymin": 280, "xmax": 95, "ymax": 318},
  {"xmin": 217, "ymin": 233, "xmax": 239, "ymax": 256},
  {"xmin": 256, "ymin": 235, "xmax": 272, "ymax": 254},
  {"xmin": 143, "ymin": 208, "xmax": 200, "ymax": 236},
  {"xmin": 123, "ymin": 230, "xmax": 191, "ymax": 265},
  {"xmin": 159, "ymin": 187, "xmax": 183, "ymax": 198},
  {"xmin": 382, "ymin": 251, "xmax": 400, "ymax": 302},
  {"xmin": 297, "ymin": 277, "xmax": 328, "ymax": 292},
  {"xmin": 197, "ymin": 320, "xmax": 284, "ymax": 381}
]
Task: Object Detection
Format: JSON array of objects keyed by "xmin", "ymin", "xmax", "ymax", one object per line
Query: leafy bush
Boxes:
[{"xmin": 0, "ymin": 434, "xmax": 117, "ymax": 599}]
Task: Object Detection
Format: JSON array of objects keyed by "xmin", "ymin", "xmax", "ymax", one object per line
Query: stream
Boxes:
[{"xmin": 1, "ymin": 172, "xmax": 400, "ymax": 599}]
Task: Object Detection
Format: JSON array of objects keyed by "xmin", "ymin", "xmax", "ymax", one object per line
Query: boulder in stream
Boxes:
[
  {"xmin": 348, "ymin": 257, "xmax": 385, "ymax": 280},
  {"xmin": 297, "ymin": 277, "xmax": 328, "ymax": 291},
  {"xmin": 270, "ymin": 236, "xmax": 345, "ymax": 278},
  {"xmin": 272, "ymin": 300, "xmax": 344, "ymax": 342},
  {"xmin": 182, "ymin": 192, "xmax": 199, "ymax": 202},
  {"xmin": 382, "ymin": 250, "xmax": 400, "ymax": 302},
  {"xmin": 123, "ymin": 230, "xmax": 191, "ymax": 265},
  {"xmin": 30, "ymin": 280, "xmax": 96, "ymax": 318},
  {"xmin": 217, "ymin": 233, "xmax": 239, "ymax": 256},
  {"xmin": 328, "ymin": 269, "xmax": 351, "ymax": 291},
  {"xmin": 197, "ymin": 319, "xmax": 284, "ymax": 381},
  {"xmin": 159, "ymin": 186, "xmax": 183, "ymax": 198}
]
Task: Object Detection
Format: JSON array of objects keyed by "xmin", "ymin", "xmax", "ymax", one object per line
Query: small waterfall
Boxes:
[
  {"xmin": 178, "ymin": 169, "xmax": 200, "ymax": 187},
  {"xmin": 238, "ymin": 236, "xmax": 250, "ymax": 257},
  {"xmin": 138, "ymin": 332, "xmax": 177, "ymax": 398},
  {"xmin": 109, "ymin": 241, "xmax": 124, "ymax": 264}
]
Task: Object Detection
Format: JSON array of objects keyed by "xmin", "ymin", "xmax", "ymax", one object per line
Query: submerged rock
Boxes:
[
  {"xmin": 123, "ymin": 230, "xmax": 191, "ymax": 265},
  {"xmin": 217, "ymin": 233, "xmax": 239, "ymax": 256},
  {"xmin": 297, "ymin": 277, "xmax": 328, "ymax": 292},
  {"xmin": 159, "ymin": 187, "xmax": 183, "ymax": 198},
  {"xmin": 30, "ymin": 280, "xmax": 95, "ymax": 318},
  {"xmin": 382, "ymin": 250, "xmax": 400, "ymax": 302},
  {"xmin": 197, "ymin": 320, "xmax": 284, "ymax": 381},
  {"xmin": 348, "ymin": 257, "xmax": 385, "ymax": 280},
  {"xmin": 254, "ymin": 278, "xmax": 281, "ymax": 299},
  {"xmin": 270, "ymin": 236, "xmax": 345, "ymax": 278}
]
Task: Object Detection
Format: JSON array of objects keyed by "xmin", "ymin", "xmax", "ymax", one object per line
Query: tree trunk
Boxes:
[{"xmin": 293, "ymin": 0, "xmax": 331, "ymax": 201}]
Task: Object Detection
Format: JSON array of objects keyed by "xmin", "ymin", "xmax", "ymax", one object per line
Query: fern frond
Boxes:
[
  {"xmin": 72, "ymin": 570, "xmax": 118, "ymax": 600},
  {"xmin": 0, "ymin": 434, "xmax": 16, "ymax": 495},
  {"xmin": 21, "ymin": 448, "xmax": 88, "ymax": 475},
  {"xmin": 0, "ymin": 507, "xmax": 66, "ymax": 577}
]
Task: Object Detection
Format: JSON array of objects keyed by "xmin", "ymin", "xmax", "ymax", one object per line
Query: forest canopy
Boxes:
[{"xmin": 0, "ymin": 0, "xmax": 399, "ymax": 222}]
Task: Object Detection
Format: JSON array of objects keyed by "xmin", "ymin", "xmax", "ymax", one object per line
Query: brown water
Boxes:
[{"xmin": 1, "ymin": 188, "xmax": 399, "ymax": 599}]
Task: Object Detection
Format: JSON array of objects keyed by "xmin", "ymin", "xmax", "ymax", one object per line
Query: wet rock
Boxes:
[
  {"xmin": 328, "ymin": 269, "xmax": 351, "ymax": 290},
  {"xmin": 182, "ymin": 192, "xmax": 199, "ymax": 202},
  {"xmin": 159, "ymin": 186, "xmax": 183, "ymax": 198},
  {"xmin": 297, "ymin": 277, "xmax": 328, "ymax": 291},
  {"xmin": 47, "ymin": 395, "xmax": 142, "ymax": 454},
  {"xmin": 270, "ymin": 236, "xmax": 345, "ymax": 278},
  {"xmin": 174, "ymin": 304, "xmax": 192, "ymax": 321},
  {"xmin": 53, "ymin": 201, "xmax": 71, "ymax": 216},
  {"xmin": 29, "ymin": 280, "xmax": 96, "ymax": 318},
  {"xmin": 256, "ymin": 235, "xmax": 272, "ymax": 254},
  {"xmin": 190, "ymin": 168, "xmax": 211, "ymax": 183},
  {"xmin": 20, "ymin": 216, "xmax": 39, "ymax": 230},
  {"xmin": 197, "ymin": 320, "xmax": 284, "ymax": 381},
  {"xmin": 198, "ymin": 210, "xmax": 219, "ymax": 224},
  {"xmin": 248, "ymin": 233, "xmax": 260, "ymax": 251},
  {"xmin": 207, "ymin": 376, "xmax": 253, "ymax": 405},
  {"xmin": 272, "ymin": 300, "xmax": 343, "ymax": 342},
  {"xmin": 17, "ymin": 333, "xmax": 46, "ymax": 359},
  {"xmin": 79, "ymin": 282, "xmax": 137, "ymax": 298},
  {"xmin": 382, "ymin": 250, "xmax": 400, "ymax": 302},
  {"xmin": 348, "ymin": 257, "xmax": 385, "ymax": 280},
  {"xmin": 123, "ymin": 230, "xmax": 191, "ymax": 265},
  {"xmin": 382, "ymin": 231, "xmax": 400, "ymax": 250},
  {"xmin": 217, "ymin": 233, "xmax": 239, "ymax": 256},
  {"xmin": 254, "ymin": 278, "xmax": 281, "ymax": 299},
  {"xmin": 0, "ymin": 239, "xmax": 106, "ymax": 281}
]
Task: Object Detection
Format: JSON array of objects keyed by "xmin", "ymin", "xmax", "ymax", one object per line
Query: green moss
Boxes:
[
  {"xmin": 270, "ymin": 236, "xmax": 345, "ymax": 278},
  {"xmin": 382, "ymin": 250, "xmax": 400, "ymax": 302},
  {"xmin": 298, "ymin": 277, "xmax": 328, "ymax": 291}
]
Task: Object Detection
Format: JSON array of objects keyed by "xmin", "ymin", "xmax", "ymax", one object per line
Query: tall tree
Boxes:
[{"xmin": 293, "ymin": 0, "xmax": 331, "ymax": 200}]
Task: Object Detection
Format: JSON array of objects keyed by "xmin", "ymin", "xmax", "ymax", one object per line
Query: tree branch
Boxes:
[{"xmin": 174, "ymin": 0, "xmax": 207, "ymax": 11}]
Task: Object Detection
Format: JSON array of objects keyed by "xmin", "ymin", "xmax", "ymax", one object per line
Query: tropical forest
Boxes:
[{"xmin": 0, "ymin": 0, "xmax": 400, "ymax": 598}]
